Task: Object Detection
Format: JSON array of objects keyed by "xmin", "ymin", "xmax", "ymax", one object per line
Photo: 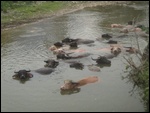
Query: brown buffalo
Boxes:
[{"xmin": 60, "ymin": 76, "xmax": 99, "ymax": 90}]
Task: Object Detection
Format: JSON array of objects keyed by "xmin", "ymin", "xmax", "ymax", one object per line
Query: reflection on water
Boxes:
[{"xmin": 1, "ymin": 2, "xmax": 148, "ymax": 112}]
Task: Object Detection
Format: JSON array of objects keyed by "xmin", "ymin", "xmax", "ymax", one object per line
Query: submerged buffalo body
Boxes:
[
  {"xmin": 76, "ymin": 39, "xmax": 94, "ymax": 44},
  {"xmin": 34, "ymin": 67, "xmax": 55, "ymax": 75},
  {"xmin": 57, "ymin": 53, "xmax": 91, "ymax": 60},
  {"xmin": 35, "ymin": 59, "xmax": 58, "ymax": 75},
  {"xmin": 101, "ymin": 34, "xmax": 112, "ymax": 39}
]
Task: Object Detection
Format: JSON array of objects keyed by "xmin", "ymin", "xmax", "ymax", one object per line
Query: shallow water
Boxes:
[{"xmin": 1, "ymin": 2, "xmax": 149, "ymax": 112}]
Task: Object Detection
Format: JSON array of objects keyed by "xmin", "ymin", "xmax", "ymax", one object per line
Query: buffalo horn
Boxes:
[{"xmin": 91, "ymin": 57, "xmax": 97, "ymax": 61}]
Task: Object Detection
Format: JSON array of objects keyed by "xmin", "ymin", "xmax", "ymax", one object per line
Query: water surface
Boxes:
[{"xmin": 1, "ymin": 2, "xmax": 149, "ymax": 112}]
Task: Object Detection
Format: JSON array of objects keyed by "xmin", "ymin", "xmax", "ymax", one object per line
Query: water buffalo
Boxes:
[
  {"xmin": 106, "ymin": 40, "xmax": 117, "ymax": 44},
  {"xmin": 62, "ymin": 37, "xmax": 94, "ymax": 45},
  {"xmin": 57, "ymin": 53, "xmax": 91, "ymax": 60},
  {"xmin": 76, "ymin": 38, "xmax": 94, "ymax": 44},
  {"xmin": 60, "ymin": 88, "xmax": 81, "ymax": 95},
  {"xmin": 60, "ymin": 76, "xmax": 98, "ymax": 90},
  {"xmin": 128, "ymin": 20, "xmax": 136, "ymax": 25},
  {"xmin": 111, "ymin": 24, "xmax": 124, "ymax": 28},
  {"xmin": 49, "ymin": 42, "xmax": 64, "ymax": 51},
  {"xmin": 57, "ymin": 53, "xmax": 72, "ymax": 60},
  {"xmin": 62, "ymin": 38, "xmax": 77, "ymax": 44},
  {"xmin": 92, "ymin": 56, "xmax": 111, "ymax": 65},
  {"xmin": 34, "ymin": 59, "xmax": 58, "ymax": 75},
  {"xmin": 60, "ymin": 80, "xmax": 79, "ymax": 90},
  {"xmin": 52, "ymin": 46, "xmax": 86, "ymax": 55},
  {"xmin": 44, "ymin": 59, "xmax": 59, "ymax": 68},
  {"xmin": 70, "ymin": 62, "xmax": 84, "ymax": 70},
  {"xmin": 12, "ymin": 70, "xmax": 33, "ymax": 80},
  {"xmin": 50, "ymin": 43, "xmax": 78, "ymax": 55},
  {"xmin": 101, "ymin": 34, "xmax": 112, "ymax": 39},
  {"xmin": 49, "ymin": 45, "xmax": 58, "ymax": 51},
  {"xmin": 120, "ymin": 28, "xmax": 129, "ymax": 33},
  {"xmin": 69, "ymin": 42, "xmax": 78, "ymax": 48},
  {"xmin": 104, "ymin": 53, "xmax": 116, "ymax": 59},
  {"xmin": 54, "ymin": 42, "xmax": 64, "ymax": 48},
  {"xmin": 12, "ymin": 60, "xmax": 58, "ymax": 81},
  {"xmin": 110, "ymin": 46, "xmax": 121, "ymax": 55}
]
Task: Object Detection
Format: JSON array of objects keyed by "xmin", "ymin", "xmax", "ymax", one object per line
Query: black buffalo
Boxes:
[{"xmin": 12, "ymin": 70, "xmax": 33, "ymax": 80}]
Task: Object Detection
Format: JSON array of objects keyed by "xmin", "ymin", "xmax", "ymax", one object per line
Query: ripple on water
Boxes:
[
  {"xmin": 20, "ymin": 27, "xmax": 46, "ymax": 38},
  {"xmin": 1, "ymin": 4, "xmax": 148, "ymax": 111}
]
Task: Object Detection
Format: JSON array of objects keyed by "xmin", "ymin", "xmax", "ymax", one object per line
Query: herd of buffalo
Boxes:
[{"xmin": 12, "ymin": 20, "xmax": 148, "ymax": 92}]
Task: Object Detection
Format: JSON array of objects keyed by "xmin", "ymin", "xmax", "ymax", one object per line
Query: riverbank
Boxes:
[
  {"xmin": 1, "ymin": 1, "xmax": 129, "ymax": 30},
  {"xmin": 2, "ymin": 1, "xmax": 149, "ymax": 111},
  {"xmin": 124, "ymin": 43, "xmax": 149, "ymax": 112}
]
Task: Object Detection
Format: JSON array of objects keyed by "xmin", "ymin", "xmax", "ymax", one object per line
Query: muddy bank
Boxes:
[{"xmin": 1, "ymin": 1, "xmax": 129, "ymax": 31}]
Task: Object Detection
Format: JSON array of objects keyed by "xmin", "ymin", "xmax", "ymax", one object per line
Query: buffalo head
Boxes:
[
  {"xmin": 13, "ymin": 70, "xmax": 33, "ymax": 80},
  {"xmin": 111, "ymin": 46, "xmax": 121, "ymax": 55},
  {"xmin": 92, "ymin": 56, "xmax": 111, "ymax": 65},
  {"xmin": 57, "ymin": 53, "xmax": 72, "ymax": 60},
  {"xmin": 53, "ymin": 49, "xmax": 65, "ymax": 55},
  {"xmin": 69, "ymin": 42, "xmax": 78, "ymax": 48},
  {"xmin": 44, "ymin": 59, "xmax": 59, "ymax": 68},
  {"xmin": 102, "ymin": 34, "xmax": 112, "ymax": 39},
  {"xmin": 60, "ymin": 80, "xmax": 79, "ymax": 90},
  {"xmin": 62, "ymin": 38, "xmax": 77, "ymax": 44},
  {"xmin": 54, "ymin": 42, "xmax": 64, "ymax": 48},
  {"xmin": 70, "ymin": 62, "xmax": 84, "ymax": 70}
]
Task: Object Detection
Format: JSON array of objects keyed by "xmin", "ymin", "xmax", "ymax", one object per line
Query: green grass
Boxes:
[
  {"xmin": 128, "ymin": 60, "xmax": 149, "ymax": 111},
  {"xmin": 1, "ymin": 1, "xmax": 74, "ymax": 28},
  {"xmin": 140, "ymin": 61, "xmax": 149, "ymax": 112}
]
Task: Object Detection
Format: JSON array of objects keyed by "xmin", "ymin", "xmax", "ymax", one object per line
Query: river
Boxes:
[{"xmin": 1, "ymin": 2, "xmax": 149, "ymax": 112}]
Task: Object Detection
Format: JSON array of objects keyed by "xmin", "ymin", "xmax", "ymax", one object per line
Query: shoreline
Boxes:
[{"xmin": 1, "ymin": 1, "xmax": 129, "ymax": 31}]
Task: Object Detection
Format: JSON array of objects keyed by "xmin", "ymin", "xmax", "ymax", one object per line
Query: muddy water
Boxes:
[{"xmin": 1, "ymin": 2, "xmax": 149, "ymax": 112}]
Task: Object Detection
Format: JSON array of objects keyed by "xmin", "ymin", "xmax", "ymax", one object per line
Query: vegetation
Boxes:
[
  {"xmin": 1, "ymin": 1, "xmax": 73, "ymax": 29},
  {"xmin": 1, "ymin": 1, "xmax": 149, "ymax": 111},
  {"xmin": 124, "ymin": 42, "xmax": 149, "ymax": 112}
]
